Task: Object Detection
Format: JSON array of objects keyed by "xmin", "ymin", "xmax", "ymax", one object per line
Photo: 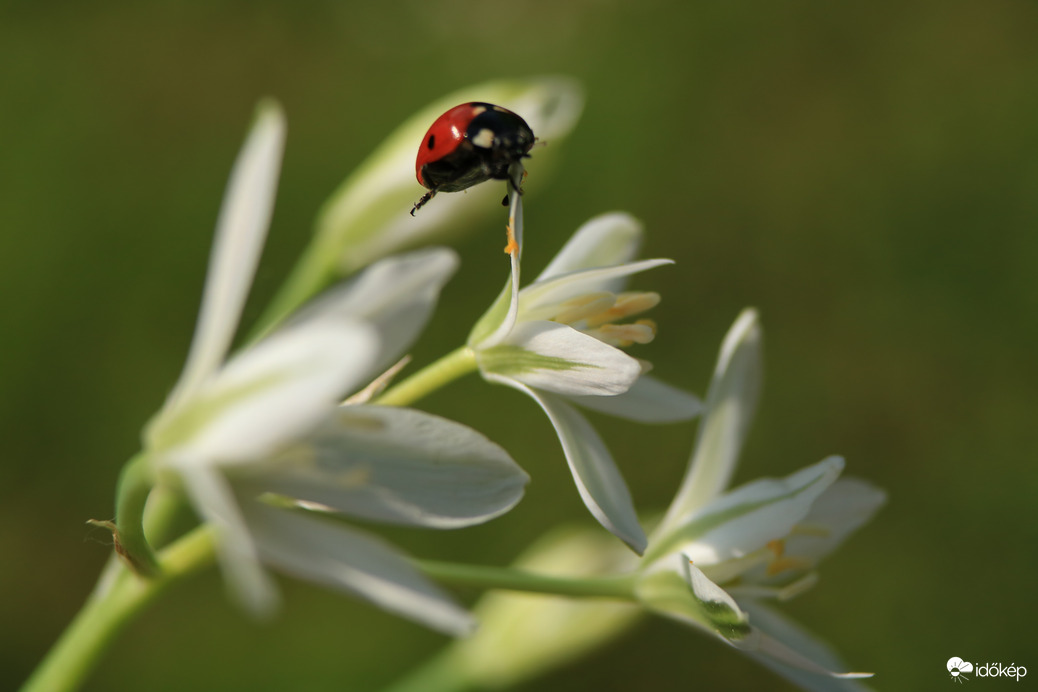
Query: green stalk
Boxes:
[
  {"xmin": 375, "ymin": 346, "xmax": 478, "ymax": 407},
  {"xmin": 417, "ymin": 560, "xmax": 637, "ymax": 600},
  {"xmin": 19, "ymin": 527, "xmax": 216, "ymax": 692}
]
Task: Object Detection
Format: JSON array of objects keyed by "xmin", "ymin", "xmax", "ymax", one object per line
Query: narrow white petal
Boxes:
[
  {"xmin": 287, "ymin": 247, "xmax": 458, "ymax": 377},
  {"xmin": 151, "ymin": 321, "xmax": 379, "ymax": 464},
  {"xmin": 242, "ymin": 502, "xmax": 475, "ymax": 636},
  {"xmin": 738, "ymin": 600, "xmax": 875, "ymax": 690},
  {"xmin": 175, "ymin": 464, "xmax": 279, "ymax": 616},
  {"xmin": 567, "ymin": 375, "xmax": 702, "ymax": 423},
  {"xmin": 241, "ymin": 404, "xmax": 528, "ymax": 528},
  {"xmin": 500, "ymin": 382, "xmax": 647, "ymax": 554},
  {"xmin": 776, "ymin": 477, "xmax": 887, "ymax": 564},
  {"xmin": 634, "ymin": 558, "xmax": 751, "ymax": 642},
  {"xmin": 519, "ymin": 259, "xmax": 673, "ymax": 319},
  {"xmin": 647, "ymin": 457, "xmax": 844, "ymax": 567},
  {"xmin": 477, "ymin": 241, "xmax": 523, "ymax": 350},
  {"xmin": 480, "ymin": 321, "xmax": 641, "ymax": 396},
  {"xmin": 470, "ymin": 169, "xmax": 525, "ymax": 351},
  {"xmin": 535, "ymin": 213, "xmax": 644, "ymax": 281},
  {"xmin": 468, "ymin": 276, "xmax": 514, "ymax": 348},
  {"xmin": 656, "ymin": 308, "xmax": 763, "ymax": 536},
  {"xmin": 167, "ymin": 103, "xmax": 286, "ymax": 409}
]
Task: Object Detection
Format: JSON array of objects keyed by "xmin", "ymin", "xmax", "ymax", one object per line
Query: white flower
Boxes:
[
  {"xmin": 468, "ymin": 213, "xmax": 703, "ymax": 555},
  {"xmin": 143, "ymin": 104, "xmax": 528, "ymax": 634},
  {"xmin": 636, "ymin": 309, "xmax": 886, "ymax": 688}
]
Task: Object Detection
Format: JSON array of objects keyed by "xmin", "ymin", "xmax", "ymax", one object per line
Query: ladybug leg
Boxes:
[
  {"xmin": 501, "ymin": 171, "xmax": 527, "ymax": 205},
  {"xmin": 507, "ymin": 164, "xmax": 526, "ymax": 195},
  {"xmin": 410, "ymin": 189, "xmax": 436, "ymax": 216}
]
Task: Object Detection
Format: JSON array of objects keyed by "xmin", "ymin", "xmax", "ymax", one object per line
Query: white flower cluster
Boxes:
[{"xmin": 137, "ymin": 78, "xmax": 884, "ymax": 690}]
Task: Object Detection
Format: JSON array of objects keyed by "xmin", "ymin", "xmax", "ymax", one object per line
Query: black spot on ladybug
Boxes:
[{"xmin": 411, "ymin": 102, "xmax": 535, "ymax": 215}]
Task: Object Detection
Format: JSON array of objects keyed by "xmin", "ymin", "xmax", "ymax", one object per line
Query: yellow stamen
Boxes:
[
  {"xmin": 635, "ymin": 318, "xmax": 657, "ymax": 335},
  {"xmin": 588, "ymin": 322, "xmax": 657, "ymax": 347},
  {"xmin": 616, "ymin": 291, "xmax": 661, "ymax": 314},
  {"xmin": 765, "ymin": 555, "xmax": 814, "ymax": 577},
  {"xmin": 554, "ymin": 293, "xmax": 616, "ymax": 324},
  {"xmin": 503, "ymin": 224, "xmax": 518, "ymax": 255},
  {"xmin": 764, "ymin": 539, "xmax": 813, "ymax": 576},
  {"xmin": 584, "ymin": 291, "xmax": 661, "ymax": 327}
]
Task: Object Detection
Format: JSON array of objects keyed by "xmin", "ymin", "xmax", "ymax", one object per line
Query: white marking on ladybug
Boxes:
[
  {"xmin": 471, "ymin": 105, "xmax": 487, "ymax": 116},
  {"xmin": 471, "ymin": 128, "xmax": 495, "ymax": 148}
]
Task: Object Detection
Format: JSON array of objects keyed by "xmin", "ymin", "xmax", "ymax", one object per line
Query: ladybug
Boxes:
[{"xmin": 411, "ymin": 102, "xmax": 535, "ymax": 215}]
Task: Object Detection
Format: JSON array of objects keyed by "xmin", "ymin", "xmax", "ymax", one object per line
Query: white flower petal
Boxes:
[
  {"xmin": 777, "ymin": 477, "xmax": 887, "ymax": 564},
  {"xmin": 241, "ymin": 404, "xmax": 528, "ymax": 528},
  {"xmin": 176, "ymin": 464, "xmax": 279, "ymax": 616},
  {"xmin": 737, "ymin": 600, "xmax": 875, "ymax": 690},
  {"xmin": 656, "ymin": 308, "xmax": 763, "ymax": 536},
  {"xmin": 480, "ymin": 321, "xmax": 642, "ymax": 397},
  {"xmin": 167, "ymin": 103, "xmax": 286, "ymax": 409},
  {"xmin": 535, "ymin": 212, "xmax": 644, "ymax": 281},
  {"xmin": 468, "ymin": 276, "xmax": 514, "ymax": 348},
  {"xmin": 647, "ymin": 457, "xmax": 844, "ymax": 568},
  {"xmin": 683, "ymin": 560, "xmax": 752, "ymax": 640},
  {"xmin": 149, "ymin": 321, "xmax": 380, "ymax": 464},
  {"xmin": 519, "ymin": 259, "xmax": 673, "ymax": 319},
  {"xmin": 241, "ymin": 501, "xmax": 475, "ymax": 636},
  {"xmin": 567, "ymin": 375, "xmax": 702, "ymax": 423},
  {"xmin": 634, "ymin": 557, "xmax": 751, "ymax": 643},
  {"xmin": 500, "ymin": 383, "xmax": 647, "ymax": 554},
  {"xmin": 499, "ymin": 187, "xmax": 524, "ymax": 346},
  {"xmin": 287, "ymin": 247, "xmax": 458, "ymax": 377},
  {"xmin": 475, "ymin": 250, "xmax": 523, "ymax": 350}
]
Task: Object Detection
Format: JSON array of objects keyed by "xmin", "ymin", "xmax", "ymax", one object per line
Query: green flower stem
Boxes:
[
  {"xmin": 20, "ymin": 526, "xmax": 216, "ymax": 692},
  {"xmin": 108, "ymin": 453, "xmax": 161, "ymax": 577},
  {"xmin": 417, "ymin": 560, "xmax": 638, "ymax": 600},
  {"xmin": 375, "ymin": 346, "xmax": 478, "ymax": 407}
]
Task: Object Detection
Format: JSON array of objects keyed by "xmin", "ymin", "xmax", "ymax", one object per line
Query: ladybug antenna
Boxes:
[{"xmin": 410, "ymin": 189, "xmax": 436, "ymax": 216}]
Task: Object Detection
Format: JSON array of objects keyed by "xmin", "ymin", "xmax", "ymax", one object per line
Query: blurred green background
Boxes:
[{"xmin": 3, "ymin": 1, "xmax": 1037, "ymax": 690}]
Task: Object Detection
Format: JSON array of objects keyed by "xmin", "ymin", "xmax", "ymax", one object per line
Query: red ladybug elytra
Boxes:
[{"xmin": 411, "ymin": 102, "xmax": 535, "ymax": 215}]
